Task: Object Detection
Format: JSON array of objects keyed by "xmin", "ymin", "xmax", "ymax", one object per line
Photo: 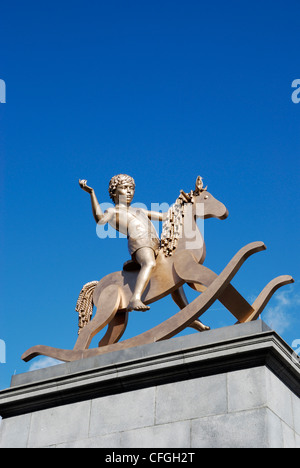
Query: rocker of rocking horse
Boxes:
[{"xmin": 22, "ymin": 175, "xmax": 293, "ymax": 363}]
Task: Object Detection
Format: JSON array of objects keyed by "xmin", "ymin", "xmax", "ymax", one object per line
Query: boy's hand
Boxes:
[{"xmin": 79, "ymin": 179, "xmax": 93, "ymax": 194}]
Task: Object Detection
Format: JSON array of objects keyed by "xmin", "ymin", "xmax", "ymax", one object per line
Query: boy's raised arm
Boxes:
[{"xmin": 79, "ymin": 179, "xmax": 112, "ymax": 224}]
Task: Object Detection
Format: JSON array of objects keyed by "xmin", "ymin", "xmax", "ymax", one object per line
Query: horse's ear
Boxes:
[
  {"xmin": 194, "ymin": 176, "xmax": 207, "ymax": 194},
  {"xmin": 196, "ymin": 176, "xmax": 203, "ymax": 190}
]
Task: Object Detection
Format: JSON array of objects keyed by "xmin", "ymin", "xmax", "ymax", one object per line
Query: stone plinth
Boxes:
[{"xmin": 0, "ymin": 321, "xmax": 299, "ymax": 448}]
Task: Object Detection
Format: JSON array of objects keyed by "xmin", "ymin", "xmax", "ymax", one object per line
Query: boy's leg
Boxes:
[{"xmin": 127, "ymin": 247, "xmax": 156, "ymax": 311}]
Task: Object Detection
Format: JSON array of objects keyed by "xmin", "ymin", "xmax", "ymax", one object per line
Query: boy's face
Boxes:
[{"xmin": 114, "ymin": 183, "xmax": 135, "ymax": 205}]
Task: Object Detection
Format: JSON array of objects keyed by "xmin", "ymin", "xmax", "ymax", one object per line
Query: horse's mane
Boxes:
[{"xmin": 161, "ymin": 190, "xmax": 194, "ymax": 257}]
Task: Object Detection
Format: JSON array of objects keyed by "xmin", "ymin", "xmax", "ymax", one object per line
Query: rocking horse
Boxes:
[{"xmin": 22, "ymin": 176, "xmax": 293, "ymax": 363}]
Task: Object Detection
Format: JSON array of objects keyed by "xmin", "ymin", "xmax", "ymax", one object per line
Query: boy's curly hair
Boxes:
[{"xmin": 108, "ymin": 174, "xmax": 135, "ymax": 201}]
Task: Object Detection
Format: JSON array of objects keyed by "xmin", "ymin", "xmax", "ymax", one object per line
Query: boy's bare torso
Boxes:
[{"xmin": 105, "ymin": 205, "xmax": 160, "ymax": 257}]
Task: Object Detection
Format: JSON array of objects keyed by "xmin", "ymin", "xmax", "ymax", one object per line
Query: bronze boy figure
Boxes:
[{"xmin": 79, "ymin": 174, "xmax": 167, "ymax": 312}]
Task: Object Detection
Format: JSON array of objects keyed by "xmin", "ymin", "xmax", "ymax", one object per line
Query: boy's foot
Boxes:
[
  {"xmin": 190, "ymin": 319, "xmax": 210, "ymax": 332},
  {"xmin": 127, "ymin": 299, "xmax": 150, "ymax": 312}
]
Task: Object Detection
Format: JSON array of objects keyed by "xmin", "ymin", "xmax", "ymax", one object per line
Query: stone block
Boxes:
[
  {"xmin": 292, "ymin": 391, "xmax": 300, "ymax": 435},
  {"xmin": 89, "ymin": 387, "xmax": 155, "ymax": 438},
  {"xmin": 0, "ymin": 413, "xmax": 31, "ymax": 448},
  {"xmin": 155, "ymin": 373, "xmax": 227, "ymax": 425},
  {"xmin": 265, "ymin": 409, "xmax": 283, "ymax": 448},
  {"xmin": 56, "ymin": 432, "xmax": 122, "ymax": 448},
  {"xmin": 119, "ymin": 420, "xmax": 191, "ymax": 448},
  {"xmin": 265, "ymin": 369, "xmax": 294, "ymax": 429},
  {"xmin": 227, "ymin": 366, "xmax": 268, "ymax": 412},
  {"xmin": 27, "ymin": 400, "xmax": 90, "ymax": 448},
  {"xmin": 191, "ymin": 408, "xmax": 269, "ymax": 448}
]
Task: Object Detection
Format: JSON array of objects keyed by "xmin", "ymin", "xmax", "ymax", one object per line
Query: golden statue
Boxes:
[{"xmin": 22, "ymin": 175, "xmax": 294, "ymax": 363}]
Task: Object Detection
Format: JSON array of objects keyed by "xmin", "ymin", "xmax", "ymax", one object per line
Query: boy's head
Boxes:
[{"xmin": 108, "ymin": 174, "xmax": 135, "ymax": 204}]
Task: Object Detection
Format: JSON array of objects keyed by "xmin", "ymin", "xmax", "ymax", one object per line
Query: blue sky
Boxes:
[{"xmin": 0, "ymin": 0, "xmax": 299, "ymax": 390}]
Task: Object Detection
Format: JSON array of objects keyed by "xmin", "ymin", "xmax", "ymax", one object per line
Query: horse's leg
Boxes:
[
  {"xmin": 171, "ymin": 286, "xmax": 210, "ymax": 331},
  {"xmin": 73, "ymin": 284, "xmax": 123, "ymax": 351},
  {"xmin": 174, "ymin": 250, "xmax": 256, "ymax": 322},
  {"xmin": 98, "ymin": 311, "xmax": 129, "ymax": 347}
]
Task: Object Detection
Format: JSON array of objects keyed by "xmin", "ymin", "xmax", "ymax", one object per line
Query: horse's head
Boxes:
[
  {"xmin": 161, "ymin": 177, "xmax": 228, "ymax": 260},
  {"xmin": 193, "ymin": 177, "xmax": 228, "ymax": 220}
]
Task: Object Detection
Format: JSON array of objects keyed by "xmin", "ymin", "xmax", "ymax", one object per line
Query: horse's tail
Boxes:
[{"xmin": 75, "ymin": 281, "xmax": 99, "ymax": 335}]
